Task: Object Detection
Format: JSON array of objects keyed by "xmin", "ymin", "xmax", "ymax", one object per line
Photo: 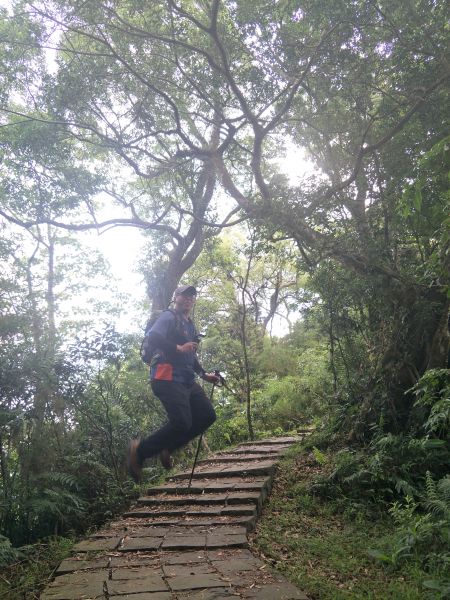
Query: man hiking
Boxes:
[{"xmin": 127, "ymin": 284, "xmax": 219, "ymax": 482}]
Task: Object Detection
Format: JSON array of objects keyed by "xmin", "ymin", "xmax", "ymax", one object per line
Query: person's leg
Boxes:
[
  {"xmin": 167, "ymin": 382, "xmax": 216, "ymax": 452},
  {"xmin": 137, "ymin": 381, "xmax": 193, "ymax": 461}
]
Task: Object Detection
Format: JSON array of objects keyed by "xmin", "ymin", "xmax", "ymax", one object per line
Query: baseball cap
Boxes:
[{"xmin": 174, "ymin": 285, "xmax": 197, "ymax": 296}]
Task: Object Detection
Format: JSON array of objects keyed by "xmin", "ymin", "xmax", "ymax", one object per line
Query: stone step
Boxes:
[
  {"xmin": 41, "ymin": 436, "xmax": 311, "ymax": 600},
  {"xmin": 173, "ymin": 459, "xmax": 277, "ymax": 479},
  {"xmin": 238, "ymin": 436, "xmax": 300, "ymax": 446},
  {"xmin": 119, "ymin": 525, "xmax": 249, "ymax": 552},
  {"xmin": 146, "ymin": 475, "xmax": 271, "ymax": 495},
  {"xmin": 137, "ymin": 490, "xmax": 263, "ymax": 508},
  {"xmin": 117, "ymin": 514, "xmax": 257, "ymax": 531},
  {"xmin": 224, "ymin": 445, "xmax": 292, "ymax": 454},
  {"xmin": 197, "ymin": 452, "xmax": 278, "ymax": 464},
  {"xmin": 124, "ymin": 503, "xmax": 258, "ymax": 518}
]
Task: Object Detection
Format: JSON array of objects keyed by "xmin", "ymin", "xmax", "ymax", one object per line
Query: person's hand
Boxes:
[
  {"xmin": 203, "ymin": 372, "xmax": 220, "ymax": 383},
  {"xmin": 177, "ymin": 342, "xmax": 198, "ymax": 353}
]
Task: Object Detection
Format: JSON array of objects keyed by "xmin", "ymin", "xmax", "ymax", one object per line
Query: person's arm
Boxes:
[
  {"xmin": 149, "ymin": 312, "xmax": 197, "ymax": 354},
  {"xmin": 147, "ymin": 330, "xmax": 177, "ymax": 354},
  {"xmin": 194, "ymin": 357, "xmax": 220, "ymax": 383},
  {"xmin": 193, "ymin": 357, "xmax": 206, "ymax": 378}
]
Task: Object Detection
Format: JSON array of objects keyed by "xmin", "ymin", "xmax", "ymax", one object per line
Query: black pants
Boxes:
[{"xmin": 137, "ymin": 380, "xmax": 216, "ymax": 461}]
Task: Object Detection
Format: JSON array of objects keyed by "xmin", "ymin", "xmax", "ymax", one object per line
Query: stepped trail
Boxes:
[{"xmin": 41, "ymin": 436, "xmax": 311, "ymax": 600}]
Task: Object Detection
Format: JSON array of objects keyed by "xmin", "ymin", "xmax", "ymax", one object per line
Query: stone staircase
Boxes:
[{"xmin": 41, "ymin": 436, "xmax": 310, "ymax": 600}]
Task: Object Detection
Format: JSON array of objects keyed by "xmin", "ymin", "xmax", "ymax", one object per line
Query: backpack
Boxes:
[{"xmin": 140, "ymin": 309, "xmax": 182, "ymax": 365}]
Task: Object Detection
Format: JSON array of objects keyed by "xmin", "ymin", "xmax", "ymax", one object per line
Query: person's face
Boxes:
[{"xmin": 174, "ymin": 292, "xmax": 196, "ymax": 314}]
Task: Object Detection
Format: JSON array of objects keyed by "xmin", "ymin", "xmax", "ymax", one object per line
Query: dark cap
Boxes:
[{"xmin": 174, "ymin": 285, "xmax": 197, "ymax": 296}]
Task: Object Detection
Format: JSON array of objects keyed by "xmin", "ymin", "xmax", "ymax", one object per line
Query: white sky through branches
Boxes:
[{"xmin": 87, "ymin": 145, "xmax": 314, "ymax": 335}]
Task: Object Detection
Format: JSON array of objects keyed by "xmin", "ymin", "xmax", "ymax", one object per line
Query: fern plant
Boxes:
[
  {"xmin": 25, "ymin": 471, "xmax": 87, "ymax": 539},
  {"xmin": 368, "ymin": 473, "xmax": 450, "ymax": 583},
  {"xmin": 424, "ymin": 472, "xmax": 450, "ymax": 519},
  {"xmin": 0, "ymin": 535, "xmax": 20, "ymax": 568},
  {"xmin": 410, "ymin": 369, "xmax": 450, "ymax": 438}
]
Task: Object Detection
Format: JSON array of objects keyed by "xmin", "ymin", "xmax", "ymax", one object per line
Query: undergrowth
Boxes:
[
  {"xmin": 252, "ymin": 443, "xmax": 450, "ymax": 600},
  {"xmin": 0, "ymin": 537, "xmax": 73, "ymax": 600}
]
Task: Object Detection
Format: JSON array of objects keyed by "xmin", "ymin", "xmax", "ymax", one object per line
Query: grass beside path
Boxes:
[
  {"xmin": 0, "ymin": 537, "xmax": 73, "ymax": 600},
  {"xmin": 250, "ymin": 445, "xmax": 434, "ymax": 600}
]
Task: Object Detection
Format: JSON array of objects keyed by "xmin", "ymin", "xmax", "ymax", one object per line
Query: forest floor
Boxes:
[{"xmin": 250, "ymin": 445, "xmax": 438, "ymax": 600}]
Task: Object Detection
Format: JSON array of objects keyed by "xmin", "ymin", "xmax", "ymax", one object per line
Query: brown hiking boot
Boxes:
[
  {"xmin": 127, "ymin": 438, "xmax": 143, "ymax": 482},
  {"xmin": 159, "ymin": 448, "xmax": 172, "ymax": 470}
]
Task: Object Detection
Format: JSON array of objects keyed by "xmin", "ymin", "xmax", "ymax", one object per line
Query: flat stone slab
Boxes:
[
  {"xmin": 40, "ymin": 570, "xmax": 107, "ymax": 599},
  {"xmin": 138, "ymin": 491, "xmax": 262, "ymax": 507},
  {"xmin": 174, "ymin": 461, "xmax": 276, "ymax": 480},
  {"xmin": 167, "ymin": 573, "xmax": 229, "ymax": 591},
  {"xmin": 206, "ymin": 533, "xmax": 248, "ymax": 549},
  {"xmin": 111, "ymin": 566, "xmax": 164, "ymax": 580},
  {"xmin": 56, "ymin": 556, "xmax": 110, "ymax": 574},
  {"xmin": 197, "ymin": 453, "xmax": 278, "ymax": 464},
  {"xmin": 161, "ymin": 550, "xmax": 207, "ymax": 564},
  {"xmin": 108, "ymin": 574, "xmax": 168, "ymax": 595},
  {"xmin": 93, "ymin": 525, "xmax": 170, "ymax": 539},
  {"xmin": 162, "ymin": 535, "xmax": 207, "ymax": 550},
  {"xmin": 221, "ymin": 505, "xmax": 257, "ymax": 516},
  {"xmin": 110, "ymin": 594, "xmax": 172, "ymax": 600},
  {"xmin": 120, "ymin": 537, "xmax": 163, "ymax": 551},
  {"xmin": 126, "ymin": 527, "xmax": 170, "ymax": 538},
  {"xmin": 162, "ymin": 563, "xmax": 215, "ymax": 577},
  {"xmin": 241, "ymin": 583, "xmax": 309, "ymax": 599},
  {"xmin": 148, "ymin": 477, "xmax": 270, "ymax": 496},
  {"xmin": 182, "ymin": 592, "xmax": 240, "ymax": 600},
  {"xmin": 225, "ymin": 446, "xmax": 291, "ymax": 455},
  {"xmin": 118, "ymin": 515, "xmax": 256, "ymax": 531},
  {"xmin": 73, "ymin": 537, "xmax": 121, "ymax": 552},
  {"xmin": 125, "ymin": 503, "xmax": 257, "ymax": 518},
  {"xmin": 110, "ymin": 555, "xmax": 161, "ymax": 568},
  {"xmin": 212, "ymin": 557, "xmax": 264, "ymax": 572},
  {"xmin": 238, "ymin": 437, "xmax": 300, "ymax": 445}
]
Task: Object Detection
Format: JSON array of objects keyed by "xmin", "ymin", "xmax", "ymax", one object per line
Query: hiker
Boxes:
[{"xmin": 127, "ymin": 284, "xmax": 220, "ymax": 481}]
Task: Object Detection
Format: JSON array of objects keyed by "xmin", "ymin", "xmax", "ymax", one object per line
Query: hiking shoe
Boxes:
[
  {"xmin": 127, "ymin": 438, "xmax": 143, "ymax": 482},
  {"xmin": 159, "ymin": 448, "xmax": 172, "ymax": 470}
]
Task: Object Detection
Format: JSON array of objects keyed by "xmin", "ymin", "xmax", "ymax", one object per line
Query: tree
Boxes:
[{"xmin": 1, "ymin": 0, "xmax": 448, "ymax": 427}]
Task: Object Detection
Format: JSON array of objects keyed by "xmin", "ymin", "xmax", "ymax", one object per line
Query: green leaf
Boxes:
[{"xmin": 413, "ymin": 182, "xmax": 422, "ymax": 211}]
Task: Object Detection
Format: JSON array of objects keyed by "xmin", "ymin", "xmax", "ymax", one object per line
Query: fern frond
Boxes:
[
  {"xmin": 423, "ymin": 474, "xmax": 450, "ymax": 517},
  {"xmin": 32, "ymin": 471, "xmax": 80, "ymax": 491},
  {"xmin": 425, "ymin": 471, "xmax": 437, "ymax": 501},
  {"xmin": 437, "ymin": 476, "xmax": 450, "ymax": 503},
  {"xmin": 0, "ymin": 535, "xmax": 20, "ymax": 568}
]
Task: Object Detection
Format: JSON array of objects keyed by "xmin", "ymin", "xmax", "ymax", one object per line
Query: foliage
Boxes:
[
  {"xmin": 367, "ymin": 475, "xmax": 450, "ymax": 594},
  {"xmin": 0, "ymin": 533, "xmax": 21, "ymax": 568},
  {"xmin": 254, "ymin": 447, "xmax": 437, "ymax": 600},
  {"xmin": 304, "ymin": 368, "xmax": 450, "ymax": 593},
  {"xmin": 409, "ymin": 369, "xmax": 450, "ymax": 438},
  {"xmin": 310, "ymin": 427, "xmax": 449, "ymax": 507},
  {"xmin": 0, "ymin": 537, "xmax": 73, "ymax": 600}
]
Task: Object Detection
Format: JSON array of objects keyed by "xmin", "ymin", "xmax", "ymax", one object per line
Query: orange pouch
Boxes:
[{"xmin": 154, "ymin": 363, "xmax": 173, "ymax": 381}]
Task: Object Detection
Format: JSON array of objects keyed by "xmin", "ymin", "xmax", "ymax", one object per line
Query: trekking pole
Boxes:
[
  {"xmin": 210, "ymin": 369, "xmax": 239, "ymax": 399},
  {"xmin": 187, "ymin": 379, "xmax": 217, "ymax": 489}
]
